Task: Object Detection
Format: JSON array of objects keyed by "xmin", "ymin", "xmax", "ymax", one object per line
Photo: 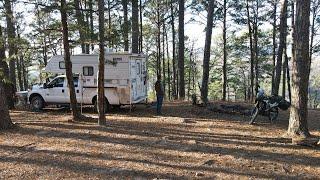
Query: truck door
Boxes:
[
  {"xmin": 45, "ymin": 76, "xmax": 67, "ymax": 103},
  {"xmin": 65, "ymin": 76, "xmax": 82, "ymax": 103}
]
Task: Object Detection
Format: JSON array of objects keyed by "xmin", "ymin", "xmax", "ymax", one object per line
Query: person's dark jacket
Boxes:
[{"xmin": 155, "ymin": 80, "xmax": 164, "ymax": 96}]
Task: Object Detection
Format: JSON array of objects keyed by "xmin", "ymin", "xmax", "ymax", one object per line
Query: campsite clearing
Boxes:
[{"xmin": 0, "ymin": 101, "xmax": 319, "ymax": 179}]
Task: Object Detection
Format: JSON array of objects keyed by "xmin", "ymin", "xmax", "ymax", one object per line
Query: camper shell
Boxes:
[{"xmin": 28, "ymin": 52, "xmax": 147, "ymax": 110}]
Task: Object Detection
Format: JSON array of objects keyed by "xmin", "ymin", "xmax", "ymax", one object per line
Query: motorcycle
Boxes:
[{"xmin": 249, "ymin": 91, "xmax": 290, "ymax": 125}]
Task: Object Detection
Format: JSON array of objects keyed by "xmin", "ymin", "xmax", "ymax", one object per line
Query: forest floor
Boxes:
[{"xmin": 0, "ymin": 101, "xmax": 319, "ymax": 179}]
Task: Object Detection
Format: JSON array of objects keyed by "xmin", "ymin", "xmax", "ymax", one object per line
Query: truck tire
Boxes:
[
  {"xmin": 94, "ymin": 98, "xmax": 111, "ymax": 113},
  {"xmin": 31, "ymin": 96, "xmax": 44, "ymax": 111}
]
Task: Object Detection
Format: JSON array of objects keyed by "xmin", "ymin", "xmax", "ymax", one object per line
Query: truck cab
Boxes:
[{"xmin": 28, "ymin": 75, "xmax": 82, "ymax": 110}]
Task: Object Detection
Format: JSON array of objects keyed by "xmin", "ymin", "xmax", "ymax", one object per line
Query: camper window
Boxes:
[
  {"xmin": 83, "ymin": 66, "xmax": 94, "ymax": 76},
  {"xmin": 59, "ymin": 61, "xmax": 66, "ymax": 69}
]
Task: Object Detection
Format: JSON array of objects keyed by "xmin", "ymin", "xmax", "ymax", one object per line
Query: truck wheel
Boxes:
[
  {"xmin": 94, "ymin": 98, "xmax": 111, "ymax": 113},
  {"xmin": 31, "ymin": 96, "xmax": 44, "ymax": 111}
]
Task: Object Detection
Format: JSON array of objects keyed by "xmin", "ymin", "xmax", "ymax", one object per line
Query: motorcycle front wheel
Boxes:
[
  {"xmin": 269, "ymin": 108, "xmax": 279, "ymax": 123},
  {"xmin": 249, "ymin": 107, "xmax": 259, "ymax": 125}
]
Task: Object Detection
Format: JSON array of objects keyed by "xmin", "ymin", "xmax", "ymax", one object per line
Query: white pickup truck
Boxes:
[{"xmin": 27, "ymin": 52, "xmax": 148, "ymax": 111}]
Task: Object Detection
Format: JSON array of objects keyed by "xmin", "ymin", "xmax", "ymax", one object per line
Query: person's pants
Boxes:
[{"xmin": 156, "ymin": 95, "xmax": 164, "ymax": 114}]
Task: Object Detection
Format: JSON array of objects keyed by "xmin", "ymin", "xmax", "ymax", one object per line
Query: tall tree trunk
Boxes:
[
  {"xmin": 201, "ymin": 0, "xmax": 215, "ymax": 103},
  {"xmin": 282, "ymin": 46, "xmax": 287, "ymax": 98},
  {"xmin": 246, "ymin": 0, "xmax": 254, "ymax": 102},
  {"xmin": 288, "ymin": 0, "xmax": 295, "ymax": 104},
  {"xmin": 89, "ymin": 0, "xmax": 94, "ymax": 51},
  {"xmin": 4, "ymin": 0, "xmax": 16, "ymax": 93},
  {"xmin": 4, "ymin": 1, "xmax": 15, "ymax": 109},
  {"xmin": 0, "ymin": 26, "xmax": 13, "ymax": 111},
  {"xmin": 188, "ymin": 48, "xmax": 193, "ymax": 100},
  {"xmin": 43, "ymin": 36, "xmax": 48, "ymax": 66},
  {"xmin": 60, "ymin": 0, "xmax": 82, "ymax": 121},
  {"xmin": 156, "ymin": 1, "xmax": 161, "ymax": 78},
  {"xmin": 0, "ymin": 13, "xmax": 10, "ymax": 111},
  {"xmin": 132, "ymin": 0, "xmax": 139, "ymax": 53},
  {"xmin": 271, "ymin": 0, "xmax": 277, "ymax": 93},
  {"xmin": 22, "ymin": 57, "xmax": 28, "ymax": 90},
  {"xmin": 16, "ymin": 30, "xmax": 23, "ymax": 91},
  {"xmin": 165, "ymin": 26, "xmax": 171, "ymax": 100},
  {"xmin": 273, "ymin": 0, "xmax": 288, "ymax": 95},
  {"xmin": 107, "ymin": 0, "xmax": 113, "ymax": 48},
  {"xmin": 74, "ymin": 0, "xmax": 88, "ymax": 54},
  {"xmin": 222, "ymin": 0, "xmax": 227, "ymax": 101},
  {"xmin": 139, "ymin": 0, "xmax": 143, "ymax": 53},
  {"xmin": 17, "ymin": 57, "xmax": 23, "ymax": 91},
  {"xmin": 162, "ymin": 22, "xmax": 166, "ymax": 98},
  {"xmin": 309, "ymin": 0, "xmax": 319, "ymax": 65},
  {"xmin": 254, "ymin": 0, "xmax": 259, "ymax": 95},
  {"xmin": 122, "ymin": 0, "xmax": 129, "ymax": 51},
  {"xmin": 287, "ymin": 0, "xmax": 311, "ymax": 137},
  {"xmin": 178, "ymin": 0, "xmax": 185, "ymax": 99},
  {"xmin": 0, "ymin": 80, "xmax": 13, "ymax": 130},
  {"xmin": 286, "ymin": 53, "xmax": 292, "ymax": 103},
  {"xmin": 98, "ymin": 0, "xmax": 106, "ymax": 125},
  {"xmin": 170, "ymin": 0, "xmax": 177, "ymax": 99}
]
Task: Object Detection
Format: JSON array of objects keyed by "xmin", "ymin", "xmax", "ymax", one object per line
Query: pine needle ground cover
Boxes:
[{"xmin": 0, "ymin": 102, "xmax": 319, "ymax": 179}]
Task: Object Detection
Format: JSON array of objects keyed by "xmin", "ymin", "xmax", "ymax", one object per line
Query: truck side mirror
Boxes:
[{"xmin": 43, "ymin": 83, "xmax": 47, "ymax": 89}]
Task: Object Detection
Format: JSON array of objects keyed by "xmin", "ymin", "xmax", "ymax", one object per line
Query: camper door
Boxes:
[{"xmin": 131, "ymin": 57, "xmax": 146, "ymax": 100}]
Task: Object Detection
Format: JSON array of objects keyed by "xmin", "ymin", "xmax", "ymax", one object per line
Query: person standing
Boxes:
[{"xmin": 155, "ymin": 75, "xmax": 164, "ymax": 115}]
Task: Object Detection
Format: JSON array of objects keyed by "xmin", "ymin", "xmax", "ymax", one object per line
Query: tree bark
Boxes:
[
  {"xmin": 222, "ymin": 0, "xmax": 227, "ymax": 101},
  {"xmin": 0, "ymin": 26, "xmax": 13, "ymax": 121},
  {"xmin": 282, "ymin": 46, "xmax": 287, "ymax": 98},
  {"xmin": 60, "ymin": 0, "xmax": 82, "ymax": 121},
  {"xmin": 98, "ymin": 0, "xmax": 106, "ymax": 125},
  {"xmin": 170, "ymin": 0, "xmax": 177, "ymax": 99},
  {"xmin": 162, "ymin": 22, "xmax": 166, "ymax": 98},
  {"xmin": 156, "ymin": 1, "xmax": 161, "ymax": 78},
  {"xmin": 132, "ymin": 0, "xmax": 139, "ymax": 53},
  {"xmin": 273, "ymin": 0, "xmax": 288, "ymax": 95},
  {"xmin": 178, "ymin": 0, "xmax": 185, "ymax": 99},
  {"xmin": 246, "ymin": 0, "xmax": 254, "ymax": 102},
  {"xmin": 165, "ymin": 25, "xmax": 171, "ymax": 100},
  {"xmin": 17, "ymin": 57, "xmax": 23, "ymax": 91},
  {"xmin": 254, "ymin": 0, "xmax": 259, "ymax": 95},
  {"xmin": 188, "ymin": 47, "xmax": 193, "ymax": 100},
  {"xmin": 0, "ymin": 80, "xmax": 13, "ymax": 130},
  {"xmin": 271, "ymin": 0, "xmax": 277, "ymax": 93},
  {"xmin": 4, "ymin": 0, "xmax": 17, "ymax": 92},
  {"xmin": 139, "ymin": 0, "xmax": 143, "ymax": 53},
  {"xmin": 309, "ymin": 0, "xmax": 320, "ymax": 65},
  {"xmin": 107, "ymin": 0, "xmax": 113, "ymax": 48},
  {"xmin": 122, "ymin": 0, "xmax": 129, "ymax": 51},
  {"xmin": 201, "ymin": 0, "xmax": 215, "ymax": 103},
  {"xmin": 287, "ymin": 0, "xmax": 311, "ymax": 137},
  {"xmin": 89, "ymin": 0, "xmax": 94, "ymax": 51}
]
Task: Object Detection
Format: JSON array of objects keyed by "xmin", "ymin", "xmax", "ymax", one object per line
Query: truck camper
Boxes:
[{"xmin": 27, "ymin": 51, "xmax": 147, "ymax": 111}]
